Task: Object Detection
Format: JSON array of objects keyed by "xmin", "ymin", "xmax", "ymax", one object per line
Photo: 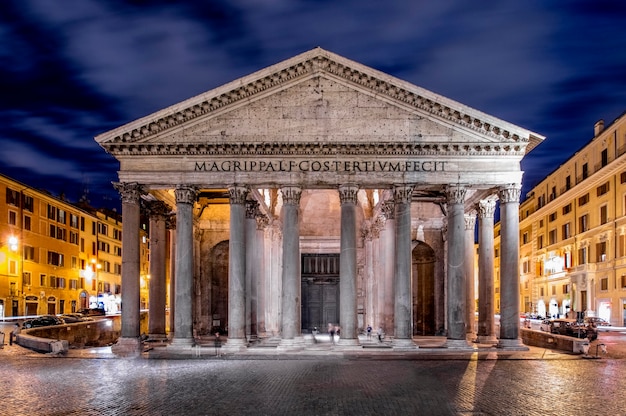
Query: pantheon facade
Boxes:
[{"xmin": 96, "ymin": 48, "xmax": 543, "ymax": 353}]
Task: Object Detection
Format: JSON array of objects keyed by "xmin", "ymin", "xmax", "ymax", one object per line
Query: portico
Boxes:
[{"xmin": 96, "ymin": 48, "xmax": 543, "ymax": 354}]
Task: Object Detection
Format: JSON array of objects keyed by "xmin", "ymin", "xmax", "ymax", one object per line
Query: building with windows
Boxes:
[
  {"xmin": 496, "ymin": 112, "xmax": 626, "ymax": 326},
  {"xmin": 0, "ymin": 173, "xmax": 149, "ymax": 318}
]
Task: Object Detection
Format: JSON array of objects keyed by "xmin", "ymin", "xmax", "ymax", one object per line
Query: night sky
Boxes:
[{"xmin": 2, "ymin": 1, "xmax": 626, "ymax": 210}]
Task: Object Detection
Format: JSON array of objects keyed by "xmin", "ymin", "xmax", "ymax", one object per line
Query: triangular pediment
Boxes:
[{"xmin": 96, "ymin": 47, "xmax": 543, "ymax": 157}]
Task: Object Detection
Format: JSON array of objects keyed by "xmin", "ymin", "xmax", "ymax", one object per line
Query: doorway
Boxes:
[
  {"xmin": 301, "ymin": 254, "xmax": 340, "ymax": 332},
  {"xmin": 412, "ymin": 241, "xmax": 436, "ymax": 335}
]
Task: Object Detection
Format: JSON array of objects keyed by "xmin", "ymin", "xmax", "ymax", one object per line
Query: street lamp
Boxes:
[
  {"xmin": 8, "ymin": 236, "xmax": 18, "ymax": 252},
  {"xmin": 91, "ymin": 259, "xmax": 102, "ymax": 309}
]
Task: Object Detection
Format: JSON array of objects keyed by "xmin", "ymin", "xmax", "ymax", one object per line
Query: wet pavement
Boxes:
[{"xmin": 1, "ymin": 333, "xmax": 626, "ymax": 416}]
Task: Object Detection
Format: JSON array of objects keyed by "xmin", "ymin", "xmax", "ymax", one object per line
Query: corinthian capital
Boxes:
[
  {"xmin": 445, "ymin": 184, "xmax": 466, "ymax": 205},
  {"xmin": 477, "ymin": 199, "xmax": 496, "ymax": 218},
  {"xmin": 498, "ymin": 184, "xmax": 521, "ymax": 204},
  {"xmin": 175, "ymin": 186, "xmax": 198, "ymax": 205},
  {"xmin": 245, "ymin": 200, "xmax": 259, "ymax": 219},
  {"xmin": 393, "ymin": 184, "xmax": 414, "ymax": 204},
  {"xmin": 228, "ymin": 185, "xmax": 249, "ymax": 205},
  {"xmin": 280, "ymin": 186, "xmax": 302, "ymax": 205},
  {"xmin": 113, "ymin": 182, "xmax": 144, "ymax": 204},
  {"xmin": 146, "ymin": 200, "xmax": 171, "ymax": 219},
  {"xmin": 338, "ymin": 184, "xmax": 359, "ymax": 205}
]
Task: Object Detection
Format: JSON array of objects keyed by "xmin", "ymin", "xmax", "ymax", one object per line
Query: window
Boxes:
[
  {"xmin": 552, "ymin": 286, "xmax": 556, "ymax": 295},
  {"xmin": 23, "ymin": 271, "xmax": 32, "ymax": 286},
  {"xmin": 621, "ymin": 234, "xmax": 626, "ymax": 257},
  {"xmin": 622, "ymin": 171, "xmax": 626, "ymax": 184},
  {"xmin": 578, "ymin": 193, "xmax": 589, "ymax": 206},
  {"xmin": 539, "ymin": 220, "xmax": 544, "ymax": 228},
  {"xmin": 596, "ymin": 241, "xmax": 607, "ymax": 262},
  {"xmin": 70, "ymin": 231, "xmax": 79, "ymax": 245},
  {"xmin": 71, "ymin": 256, "xmax": 77, "ymax": 269},
  {"xmin": 48, "ymin": 204, "xmax": 57, "ymax": 220},
  {"xmin": 566, "ymin": 175, "xmax": 572, "ymax": 190},
  {"xmin": 8, "ymin": 210, "xmax": 17, "ymax": 225},
  {"xmin": 114, "ymin": 246, "xmax": 122, "ymax": 256},
  {"xmin": 70, "ymin": 214, "xmax": 79, "ymax": 228},
  {"xmin": 549, "ymin": 186, "xmax": 557, "ymax": 201},
  {"xmin": 562, "ymin": 203, "xmax": 572, "ymax": 215},
  {"xmin": 24, "ymin": 215, "xmax": 31, "ymax": 231},
  {"xmin": 40, "ymin": 274, "xmax": 47, "ymax": 286},
  {"xmin": 113, "ymin": 229, "xmax": 122, "ymax": 240},
  {"xmin": 563, "ymin": 284, "xmax": 570, "ymax": 294},
  {"xmin": 50, "ymin": 224, "xmax": 66, "ymax": 241},
  {"xmin": 601, "ymin": 277, "xmax": 608, "ymax": 291},
  {"xmin": 6, "ymin": 187, "xmax": 19, "ymax": 206},
  {"xmin": 600, "ymin": 205, "xmax": 608, "ymax": 225},
  {"xmin": 622, "ymin": 275, "xmax": 626, "ymax": 288},
  {"xmin": 522, "ymin": 232, "xmax": 529, "ymax": 244},
  {"xmin": 522, "ymin": 260, "xmax": 531, "ymax": 274},
  {"xmin": 98, "ymin": 241, "xmax": 110, "ymax": 253},
  {"xmin": 23, "ymin": 195, "xmax": 34, "ymax": 212},
  {"xmin": 582, "ymin": 163, "xmax": 588, "ymax": 180},
  {"xmin": 47, "ymin": 251, "xmax": 64, "ymax": 267},
  {"xmin": 98, "ymin": 223, "xmax": 108, "ymax": 237},
  {"xmin": 57, "ymin": 209, "xmax": 66, "ymax": 225},
  {"xmin": 57, "ymin": 278, "xmax": 66, "ymax": 289},
  {"xmin": 70, "ymin": 279, "xmax": 78, "ymax": 290},
  {"xmin": 601, "ymin": 148, "xmax": 608, "ymax": 167},
  {"xmin": 549, "ymin": 229, "xmax": 557, "ymax": 245},
  {"xmin": 565, "ymin": 251, "xmax": 572, "ymax": 268},
  {"xmin": 538, "ymin": 235, "xmax": 544, "ymax": 249},
  {"xmin": 8, "ymin": 260, "xmax": 17, "ymax": 275},
  {"xmin": 562, "ymin": 223, "xmax": 571, "ymax": 239},
  {"xmin": 597, "ymin": 182, "xmax": 610, "ymax": 197},
  {"xmin": 578, "ymin": 247, "xmax": 588, "ymax": 265},
  {"xmin": 23, "ymin": 245, "xmax": 35, "ymax": 261},
  {"xmin": 540, "ymin": 287, "xmax": 545, "ymax": 297},
  {"xmin": 50, "ymin": 276, "xmax": 57, "ymax": 288},
  {"xmin": 579, "ymin": 214, "xmax": 589, "ymax": 232},
  {"xmin": 549, "ymin": 212, "xmax": 557, "ymax": 222},
  {"xmin": 114, "ymin": 263, "xmax": 122, "ymax": 274},
  {"xmin": 537, "ymin": 194, "xmax": 546, "ymax": 208}
]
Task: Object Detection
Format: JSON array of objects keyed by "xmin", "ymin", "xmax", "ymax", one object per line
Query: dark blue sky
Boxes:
[{"xmin": 2, "ymin": 0, "xmax": 626, "ymax": 210}]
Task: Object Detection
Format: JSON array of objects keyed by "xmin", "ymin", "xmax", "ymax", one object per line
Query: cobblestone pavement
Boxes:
[{"xmin": 1, "ymin": 342, "xmax": 625, "ymax": 416}]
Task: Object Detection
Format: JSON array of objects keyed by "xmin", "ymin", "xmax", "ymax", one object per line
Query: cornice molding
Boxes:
[{"xmin": 97, "ymin": 49, "xmax": 542, "ymax": 156}]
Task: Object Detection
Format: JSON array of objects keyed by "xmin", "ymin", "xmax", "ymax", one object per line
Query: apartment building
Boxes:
[
  {"xmin": 0, "ymin": 173, "xmax": 150, "ymax": 318},
  {"xmin": 495, "ymin": 112, "xmax": 626, "ymax": 326}
]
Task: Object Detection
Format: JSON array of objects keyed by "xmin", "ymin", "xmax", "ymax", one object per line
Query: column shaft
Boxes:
[
  {"xmin": 393, "ymin": 185, "xmax": 414, "ymax": 346},
  {"xmin": 228, "ymin": 186, "xmax": 248, "ymax": 345},
  {"xmin": 172, "ymin": 186, "xmax": 196, "ymax": 345},
  {"xmin": 148, "ymin": 201, "xmax": 169, "ymax": 338},
  {"xmin": 477, "ymin": 199, "xmax": 497, "ymax": 344},
  {"xmin": 280, "ymin": 186, "xmax": 301, "ymax": 344},
  {"xmin": 111, "ymin": 182, "xmax": 143, "ymax": 355},
  {"xmin": 338, "ymin": 184, "xmax": 359, "ymax": 345},
  {"xmin": 465, "ymin": 212, "xmax": 476, "ymax": 335},
  {"xmin": 446, "ymin": 185, "xmax": 469, "ymax": 345},
  {"xmin": 499, "ymin": 185, "xmax": 524, "ymax": 348}
]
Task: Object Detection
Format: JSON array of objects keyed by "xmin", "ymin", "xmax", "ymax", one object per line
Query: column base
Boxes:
[
  {"xmin": 276, "ymin": 336, "xmax": 305, "ymax": 351},
  {"xmin": 392, "ymin": 338, "xmax": 417, "ymax": 350},
  {"xmin": 444, "ymin": 338, "xmax": 474, "ymax": 349},
  {"xmin": 147, "ymin": 333, "xmax": 168, "ymax": 342},
  {"xmin": 497, "ymin": 338, "xmax": 529, "ymax": 351},
  {"xmin": 221, "ymin": 338, "xmax": 248, "ymax": 353},
  {"xmin": 476, "ymin": 335, "xmax": 499, "ymax": 345},
  {"xmin": 168, "ymin": 337, "xmax": 195, "ymax": 348},
  {"xmin": 335, "ymin": 338, "xmax": 361, "ymax": 350},
  {"xmin": 111, "ymin": 337, "xmax": 142, "ymax": 357}
]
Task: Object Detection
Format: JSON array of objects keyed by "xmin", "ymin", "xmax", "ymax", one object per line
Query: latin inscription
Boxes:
[{"xmin": 194, "ymin": 160, "xmax": 446, "ymax": 173}]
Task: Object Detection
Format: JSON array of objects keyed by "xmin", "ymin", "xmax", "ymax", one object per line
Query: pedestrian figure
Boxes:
[
  {"xmin": 214, "ymin": 332, "xmax": 222, "ymax": 356},
  {"xmin": 377, "ymin": 327, "xmax": 383, "ymax": 342},
  {"xmin": 10, "ymin": 323, "xmax": 20, "ymax": 346},
  {"xmin": 328, "ymin": 323, "xmax": 335, "ymax": 344},
  {"xmin": 366, "ymin": 324, "xmax": 372, "ymax": 340}
]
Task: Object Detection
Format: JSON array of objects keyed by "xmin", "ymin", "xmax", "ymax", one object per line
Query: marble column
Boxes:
[
  {"xmin": 337, "ymin": 184, "xmax": 360, "ymax": 347},
  {"xmin": 363, "ymin": 221, "xmax": 375, "ymax": 336},
  {"xmin": 255, "ymin": 214, "xmax": 269, "ymax": 336},
  {"xmin": 464, "ymin": 211, "xmax": 477, "ymax": 336},
  {"xmin": 380, "ymin": 203, "xmax": 395, "ymax": 335},
  {"xmin": 278, "ymin": 186, "xmax": 302, "ymax": 349},
  {"xmin": 445, "ymin": 185, "xmax": 471, "ymax": 348},
  {"xmin": 226, "ymin": 185, "xmax": 249, "ymax": 351},
  {"xmin": 498, "ymin": 184, "xmax": 527, "ymax": 349},
  {"xmin": 393, "ymin": 185, "xmax": 416, "ymax": 348},
  {"xmin": 167, "ymin": 221, "xmax": 176, "ymax": 336},
  {"xmin": 111, "ymin": 182, "xmax": 143, "ymax": 355},
  {"xmin": 245, "ymin": 199, "xmax": 259, "ymax": 341},
  {"xmin": 170, "ymin": 186, "xmax": 197, "ymax": 348},
  {"xmin": 147, "ymin": 200, "xmax": 170, "ymax": 340},
  {"xmin": 477, "ymin": 199, "xmax": 498, "ymax": 345}
]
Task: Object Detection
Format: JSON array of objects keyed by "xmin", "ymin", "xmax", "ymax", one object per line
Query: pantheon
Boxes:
[{"xmin": 95, "ymin": 48, "xmax": 543, "ymax": 353}]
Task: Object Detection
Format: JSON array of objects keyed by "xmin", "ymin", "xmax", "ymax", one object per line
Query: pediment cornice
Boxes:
[{"xmin": 96, "ymin": 48, "xmax": 543, "ymax": 155}]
